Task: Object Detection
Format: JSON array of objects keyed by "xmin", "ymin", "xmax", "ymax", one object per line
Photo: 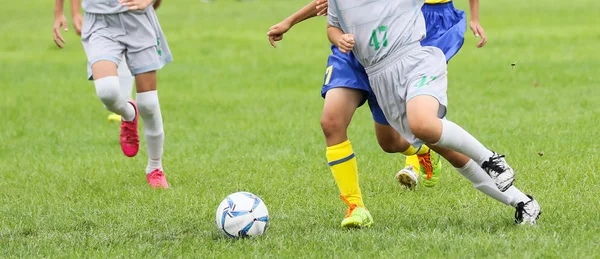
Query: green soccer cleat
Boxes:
[
  {"xmin": 418, "ymin": 150, "xmax": 442, "ymax": 187},
  {"xmin": 340, "ymin": 195, "xmax": 374, "ymax": 228}
]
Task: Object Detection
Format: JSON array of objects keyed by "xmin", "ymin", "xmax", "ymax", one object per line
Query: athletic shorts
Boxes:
[
  {"xmin": 321, "ymin": 45, "xmax": 388, "ymax": 125},
  {"xmin": 81, "ymin": 8, "xmax": 172, "ymax": 80},
  {"xmin": 421, "ymin": 1, "xmax": 467, "ymax": 62},
  {"xmin": 365, "ymin": 45, "xmax": 448, "ymax": 147}
]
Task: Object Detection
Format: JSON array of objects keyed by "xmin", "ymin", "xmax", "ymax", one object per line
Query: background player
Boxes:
[
  {"xmin": 267, "ymin": 1, "xmax": 442, "ymax": 228},
  {"xmin": 327, "ymin": 0, "xmax": 540, "ymax": 225},
  {"xmin": 52, "ymin": 0, "xmax": 171, "ymax": 188},
  {"xmin": 53, "ymin": 0, "xmax": 163, "ymax": 123}
]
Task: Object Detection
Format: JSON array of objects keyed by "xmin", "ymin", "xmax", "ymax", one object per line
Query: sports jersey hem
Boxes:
[{"xmin": 365, "ymin": 42, "xmax": 420, "ymax": 75}]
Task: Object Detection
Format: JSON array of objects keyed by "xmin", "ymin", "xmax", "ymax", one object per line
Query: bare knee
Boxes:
[
  {"xmin": 408, "ymin": 114, "xmax": 443, "ymax": 144},
  {"xmin": 407, "ymin": 95, "xmax": 444, "ymax": 143},
  {"xmin": 320, "ymin": 115, "xmax": 347, "ymax": 139}
]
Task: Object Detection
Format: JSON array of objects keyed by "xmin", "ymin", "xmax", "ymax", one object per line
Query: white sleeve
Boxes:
[{"xmin": 327, "ymin": 0, "xmax": 341, "ymax": 28}]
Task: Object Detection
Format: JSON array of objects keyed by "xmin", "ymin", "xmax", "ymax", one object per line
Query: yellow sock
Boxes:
[
  {"xmin": 401, "ymin": 145, "xmax": 430, "ymax": 156},
  {"xmin": 405, "ymin": 155, "xmax": 421, "ymax": 176},
  {"xmin": 401, "ymin": 145, "xmax": 430, "ymax": 177},
  {"xmin": 326, "ymin": 140, "xmax": 364, "ymax": 207}
]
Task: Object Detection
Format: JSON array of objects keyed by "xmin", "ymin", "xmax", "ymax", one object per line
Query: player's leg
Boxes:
[
  {"xmin": 92, "ymin": 60, "xmax": 136, "ymax": 122},
  {"xmin": 321, "ymin": 88, "xmax": 372, "ymax": 228},
  {"xmin": 404, "ymin": 48, "xmax": 540, "ymax": 224},
  {"xmin": 82, "ymin": 13, "xmax": 139, "ymax": 158},
  {"xmin": 428, "ymin": 145, "xmax": 541, "ymax": 224},
  {"xmin": 407, "ymin": 94, "xmax": 516, "ymax": 191},
  {"xmin": 108, "ymin": 57, "xmax": 136, "ymax": 122},
  {"xmin": 371, "ymin": 110, "xmax": 442, "ymax": 189},
  {"xmin": 405, "ymin": 47, "xmax": 513, "ymax": 192},
  {"xmin": 133, "ymin": 70, "xmax": 167, "ymax": 189},
  {"xmin": 124, "ymin": 8, "xmax": 172, "ymax": 188},
  {"xmin": 321, "ymin": 48, "xmax": 373, "ymax": 228}
]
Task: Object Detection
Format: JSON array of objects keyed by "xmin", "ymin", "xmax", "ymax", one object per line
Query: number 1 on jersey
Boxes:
[{"xmin": 324, "ymin": 65, "xmax": 333, "ymax": 85}]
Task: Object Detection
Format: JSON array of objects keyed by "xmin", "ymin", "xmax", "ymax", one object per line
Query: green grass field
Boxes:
[{"xmin": 1, "ymin": 0, "xmax": 599, "ymax": 257}]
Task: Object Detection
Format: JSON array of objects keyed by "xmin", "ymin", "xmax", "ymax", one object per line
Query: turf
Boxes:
[{"xmin": 1, "ymin": 0, "xmax": 599, "ymax": 257}]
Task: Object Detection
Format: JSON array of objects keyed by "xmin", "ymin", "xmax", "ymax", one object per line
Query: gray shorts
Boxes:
[
  {"xmin": 81, "ymin": 8, "xmax": 172, "ymax": 80},
  {"xmin": 366, "ymin": 46, "xmax": 448, "ymax": 146}
]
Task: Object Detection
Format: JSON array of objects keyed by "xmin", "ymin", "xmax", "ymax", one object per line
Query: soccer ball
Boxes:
[{"xmin": 215, "ymin": 192, "xmax": 269, "ymax": 238}]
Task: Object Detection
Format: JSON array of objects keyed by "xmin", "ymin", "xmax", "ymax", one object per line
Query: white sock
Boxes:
[
  {"xmin": 503, "ymin": 186, "xmax": 531, "ymax": 207},
  {"xmin": 94, "ymin": 76, "xmax": 135, "ymax": 121},
  {"xmin": 455, "ymin": 160, "xmax": 512, "ymax": 206},
  {"xmin": 435, "ymin": 119, "xmax": 494, "ymax": 165},
  {"xmin": 137, "ymin": 91, "xmax": 164, "ymax": 174},
  {"xmin": 117, "ymin": 58, "xmax": 134, "ymax": 100}
]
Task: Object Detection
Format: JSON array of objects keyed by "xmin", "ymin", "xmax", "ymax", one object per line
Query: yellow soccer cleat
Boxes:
[
  {"xmin": 107, "ymin": 113, "xmax": 122, "ymax": 122},
  {"xmin": 340, "ymin": 195, "xmax": 373, "ymax": 228}
]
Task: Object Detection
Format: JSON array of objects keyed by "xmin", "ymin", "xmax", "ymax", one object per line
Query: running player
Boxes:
[
  {"xmin": 268, "ymin": 1, "xmax": 443, "ymax": 228},
  {"xmin": 52, "ymin": 0, "xmax": 171, "ymax": 188},
  {"xmin": 327, "ymin": 0, "xmax": 541, "ymax": 225},
  {"xmin": 52, "ymin": 0, "xmax": 160, "ymax": 123}
]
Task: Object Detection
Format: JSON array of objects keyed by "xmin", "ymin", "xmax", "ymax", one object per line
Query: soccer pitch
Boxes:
[{"xmin": 1, "ymin": 0, "xmax": 599, "ymax": 257}]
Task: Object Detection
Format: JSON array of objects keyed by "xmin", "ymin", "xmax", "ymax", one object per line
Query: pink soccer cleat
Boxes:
[
  {"xmin": 146, "ymin": 169, "xmax": 169, "ymax": 189},
  {"xmin": 120, "ymin": 100, "xmax": 139, "ymax": 157}
]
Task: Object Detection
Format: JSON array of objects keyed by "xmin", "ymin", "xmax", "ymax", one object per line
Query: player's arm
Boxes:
[
  {"xmin": 326, "ymin": 6, "xmax": 354, "ymax": 53},
  {"xmin": 53, "ymin": 0, "xmax": 68, "ymax": 48},
  {"xmin": 327, "ymin": 24, "xmax": 354, "ymax": 54},
  {"xmin": 468, "ymin": 0, "xmax": 487, "ymax": 48},
  {"xmin": 267, "ymin": 0, "xmax": 323, "ymax": 48},
  {"xmin": 70, "ymin": 0, "xmax": 83, "ymax": 36}
]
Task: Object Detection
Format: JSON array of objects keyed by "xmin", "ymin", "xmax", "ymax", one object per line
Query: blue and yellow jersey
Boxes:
[{"xmin": 425, "ymin": 0, "xmax": 451, "ymax": 4}]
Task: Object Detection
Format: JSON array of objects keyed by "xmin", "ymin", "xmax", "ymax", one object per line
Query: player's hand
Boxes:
[
  {"xmin": 337, "ymin": 34, "xmax": 355, "ymax": 53},
  {"xmin": 267, "ymin": 20, "xmax": 292, "ymax": 48},
  {"xmin": 469, "ymin": 20, "xmax": 487, "ymax": 48},
  {"xmin": 53, "ymin": 14, "xmax": 68, "ymax": 48},
  {"xmin": 315, "ymin": 0, "xmax": 328, "ymax": 16},
  {"xmin": 118, "ymin": 0, "xmax": 154, "ymax": 10},
  {"xmin": 72, "ymin": 12, "xmax": 83, "ymax": 36}
]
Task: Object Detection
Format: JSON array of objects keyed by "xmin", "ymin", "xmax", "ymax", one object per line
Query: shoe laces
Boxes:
[
  {"xmin": 149, "ymin": 169, "xmax": 164, "ymax": 179},
  {"xmin": 120, "ymin": 121, "xmax": 139, "ymax": 144},
  {"xmin": 481, "ymin": 153, "xmax": 506, "ymax": 175},
  {"xmin": 418, "ymin": 152, "xmax": 433, "ymax": 180},
  {"xmin": 514, "ymin": 195, "xmax": 540, "ymax": 223},
  {"xmin": 514, "ymin": 201, "xmax": 525, "ymax": 224},
  {"xmin": 340, "ymin": 194, "xmax": 357, "ymax": 218}
]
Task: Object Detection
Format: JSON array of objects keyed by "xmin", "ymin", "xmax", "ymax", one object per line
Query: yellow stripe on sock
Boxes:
[
  {"xmin": 326, "ymin": 140, "xmax": 364, "ymax": 207},
  {"xmin": 401, "ymin": 145, "xmax": 430, "ymax": 156}
]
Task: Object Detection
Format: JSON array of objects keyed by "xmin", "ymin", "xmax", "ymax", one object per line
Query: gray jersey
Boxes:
[
  {"xmin": 328, "ymin": 0, "xmax": 426, "ymax": 68},
  {"xmin": 83, "ymin": 0, "xmax": 150, "ymax": 14}
]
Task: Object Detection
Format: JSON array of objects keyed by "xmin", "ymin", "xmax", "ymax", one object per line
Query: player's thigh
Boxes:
[
  {"xmin": 321, "ymin": 88, "xmax": 364, "ymax": 128},
  {"xmin": 82, "ymin": 14, "xmax": 124, "ymax": 80},
  {"xmin": 85, "ymin": 36, "xmax": 123, "ymax": 80},
  {"xmin": 406, "ymin": 47, "xmax": 448, "ymax": 129},
  {"xmin": 91, "ymin": 61, "xmax": 119, "ymax": 80},
  {"xmin": 135, "ymin": 71, "xmax": 157, "ymax": 93}
]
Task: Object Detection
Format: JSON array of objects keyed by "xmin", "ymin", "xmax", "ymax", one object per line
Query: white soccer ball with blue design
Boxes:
[{"xmin": 215, "ymin": 192, "xmax": 269, "ymax": 238}]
